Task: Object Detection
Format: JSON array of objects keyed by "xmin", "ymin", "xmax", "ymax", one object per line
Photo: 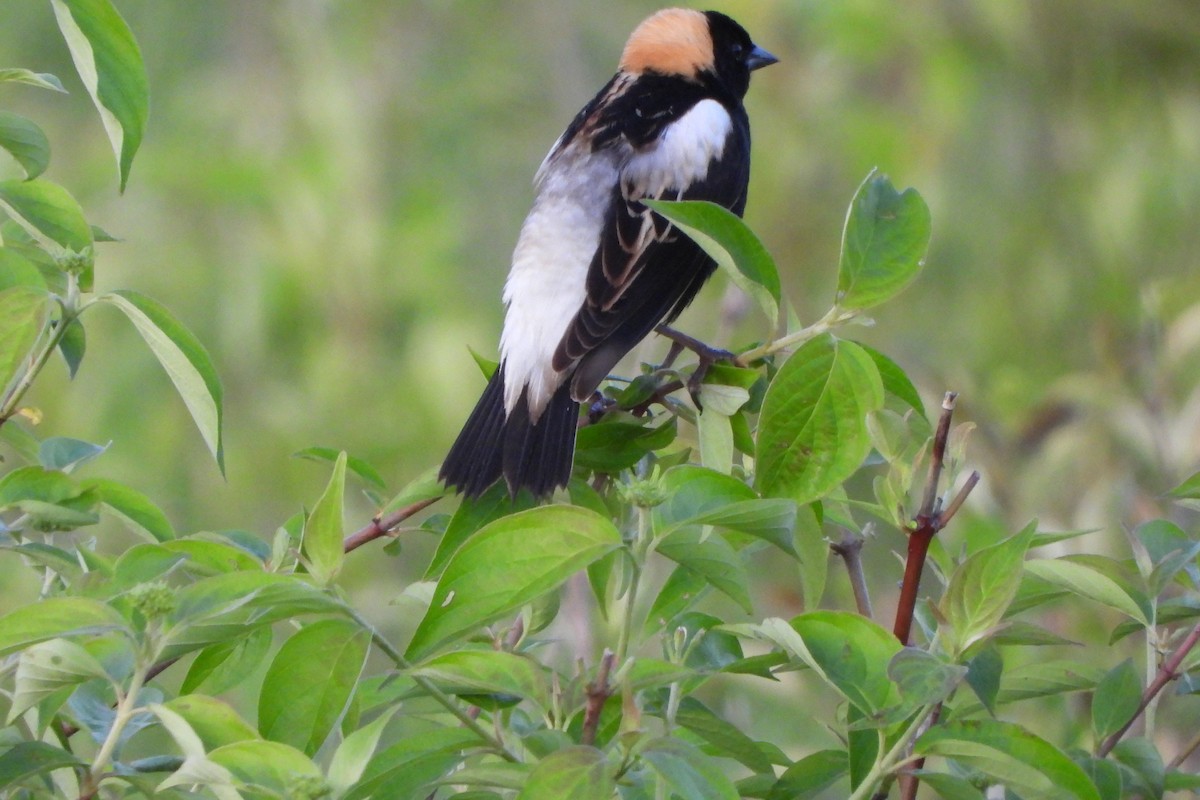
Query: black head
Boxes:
[{"xmin": 703, "ymin": 11, "xmax": 777, "ymax": 99}]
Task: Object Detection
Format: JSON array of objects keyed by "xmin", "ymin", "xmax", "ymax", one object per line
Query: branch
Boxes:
[
  {"xmin": 343, "ymin": 496, "xmax": 441, "ymax": 553},
  {"xmin": 831, "ymin": 526, "xmax": 873, "ymax": 619},
  {"xmin": 581, "ymin": 649, "xmax": 616, "ymax": 746},
  {"xmin": 1098, "ymin": 620, "xmax": 1200, "ymax": 757}
]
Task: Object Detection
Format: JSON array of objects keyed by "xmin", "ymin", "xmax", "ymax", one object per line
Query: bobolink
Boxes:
[{"xmin": 440, "ymin": 8, "xmax": 776, "ymax": 498}]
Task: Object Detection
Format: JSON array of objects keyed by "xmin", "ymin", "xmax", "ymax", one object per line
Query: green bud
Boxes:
[
  {"xmin": 285, "ymin": 774, "xmax": 332, "ymax": 800},
  {"xmin": 128, "ymin": 581, "xmax": 176, "ymax": 619},
  {"xmin": 617, "ymin": 467, "xmax": 669, "ymax": 509}
]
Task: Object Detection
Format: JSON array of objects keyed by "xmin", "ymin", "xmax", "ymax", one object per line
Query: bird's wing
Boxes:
[{"xmin": 552, "ymin": 97, "xmax": 750, "ymax": 400}]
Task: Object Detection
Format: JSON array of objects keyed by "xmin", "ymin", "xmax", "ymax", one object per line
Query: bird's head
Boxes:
[{"xmin": 619, "ymin": 8, "xmax": 777, "ymax": 98}]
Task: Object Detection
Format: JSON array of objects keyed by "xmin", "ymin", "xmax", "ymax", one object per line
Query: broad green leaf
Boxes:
[
  {"xmin": 643, "ymin": 199, "xmax": 780, "ymax": 324},
  {"xmin": 965, "ymin": 643, "xmax": 1003, "ymax": 716},
  {"xmin": 1166, "ymin": 470, "xmax": 1200, "ymax": 500},
  {"xmin": 378, "ymin": 465, "xmax": 447, "ymax": 516},
  {"xmin": 302, "ymin": 450, "xmax": 347, "ymax": 585},
  {"xmin": 517, "ymin": 746, "xmax": 615, "ymax": 800},
  {"xmin": 911, "ymin": 771, "xmax": 986, "ymax": 800},
  {"xmin": 83, "ymin": 477, "xmax": 174, "ymax": 541},
  {"xmin": 0, "ymin": 69, "xmax": 67, "ymax": 92},
  {"xmin": 410, "ymin": 650, "xmax": 548, "ymax": 709},
  {"xmin": 657, "ymin": 527, "xmax": 752, "ymax": 612},
  {"xmin": 641, "ymin": 736, "xmax": 739, "ymax": 800},
  {"xmin": 38, "ymin": 437, "xmax": 106, "ymax": 472},
  {"xmin": 860, "ymin": 343, "xmax": 925, "ymax": 415},
  {"xmin": 1111, "ymin": 738, "xmax": 1164, "ymax": 799},
  {"xmin": 0, "ymin": 178, "xmax": 92, "ymax": 258},
  {"xmin": 346, "ymin": 727, "xmax": 479, "ymax": 800},
  {"xmin": 940, "ymin": 523, "xmax": 1035, "ymax": 654},
  {"xmin": 756, "ymin": 334, "xmax": 884, "ymax": 503},
  {"xmin": 0, "ymin": 112, "xmax": 50, "ymax": 179},
  {"xmin": 761, "ymin": 612, "xmax": 900, "ymax": 715},
  {"xmin": 574, "ymin": 418, "xmax": 676, "ymax": 473},
  {"xmin": 0, "ymin": 286, "xmax": 51, "ymax": 397},
  {"xmin": 295, "ymin": 446, "xmax": 387, "ymax": 490},
  {"xmin": 207, "ymin": 740, "xmax": 322, "ymax": 794},
  {"xmin": 645, "ymin": 565, "xmax": 710, "ymax": 634},
  {"xmin": 681, "ymin": 499, "xmax": 799, "ymax": 556},
  {"xmin": 181, "ymin": 625, "xmax": 273, "ymax": 695},
  {"xmin": 8, "ymin": 638, "xmax": 109, "ymax": 722},
  {"xmin": 425, "ymin": 480, "xmax": 534, "ymax": 579},
  {"xmin": 163, "ymin": 695, "xmax": 259, "ymax": 751},
  {"xmin": 1091, "ymin": 659, "xmax": 1140, "ymax": 741},
  {"xmin": 258, "ymin": 618, "xmax": 370, "ymax": 756},
  {"xmin": 163, "ymin": 572, "xmax": 342, "ymax": 657},
  {"xmin": 1024, "ymin": 558, "xmax": 1151, "ymax": 626},
  {"xmin": 436, "ymin": 764, "xmax": 533, "ymax": 791},
  {"xmin": 58, "ymin": 317, "xmax": 85, "ymax": 377},
  {"xmin": 0, "ymin": 597, "xmax": 128, "ymax": 658},
  {"xmin": 698, "ymin": 400, "xmax": 736, "ymax": 474},
  {"xmin": 836, "ymin": 170, "xmax": 930, "ymax": 310},
  {"xmin": 0, "ymin": 742, "xmax": 83, "ymax": 790},
  {"xmin": 406, "ymin": 505, "xmax": 621, "ymax": 660},
  {"xmin": 675, "ymin": 697, "xmax": 773, "ymax": 773},
  {"xmin": 653, "ymin": 465, "xmax": 757, "ymax": 530},
  {"xmin": 917, "ymin": 720, "xmax": 1101, "ymax": 800},
  {"xmin": 888, "ymin": 648, "xmax": 967, "ymax": 708},
  {"xmin": 51, "ymin": 0, "xmax": 148, "ymax": 191},
  {"xmin": 0, "ymin": 247, "xmax": 47, "ymax": 291},
  {"xmin": 766, "ymin": 749, "xmax": 848, "ymax": 800},
  {"xmin": 794, "ymin": 504, "xmax": 828, "ymax": 610},
  {"xmin": 99, "ymin": 290, "xmax": 224, "ymax": 472},
  {"xmin": 328, "ymin": 708, "xmax": 398, "ymax": 795}
]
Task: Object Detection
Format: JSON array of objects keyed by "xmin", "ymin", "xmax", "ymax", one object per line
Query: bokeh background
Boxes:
[{"xmin": 3, "ymin": 0, "xmax": 1200, "ymax": 765}]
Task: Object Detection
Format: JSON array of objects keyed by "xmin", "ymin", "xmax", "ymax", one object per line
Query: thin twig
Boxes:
[
  {"xmin": 343, "ymin": 496, "xmax": 441, "ymax": 553},
  {"xmin": 581, "ymin": 649, "xmax": 616, "ymax": 746},
  {"xmin": 831, "ymin": 527, "xmax": 874, "ymax": 619},
  {"xmin": 1098, "ymin": 620, "xmax": 1200, "ymax": 756}
]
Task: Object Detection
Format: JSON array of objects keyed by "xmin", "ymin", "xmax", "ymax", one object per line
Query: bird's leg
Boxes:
[{"xmin": 654, "ymin": 324, "xmax": 739, "ymax": 403}]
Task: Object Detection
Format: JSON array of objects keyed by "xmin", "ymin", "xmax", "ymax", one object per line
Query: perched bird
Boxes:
[{"xmin": 440, "ymin": 8, "xmax": 776, "ymax": 498}]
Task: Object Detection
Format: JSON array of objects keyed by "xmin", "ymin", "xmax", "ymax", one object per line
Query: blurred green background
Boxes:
[{"xmin": 4, "ymin": 0, "xmax": 1200, "ymax": 769}]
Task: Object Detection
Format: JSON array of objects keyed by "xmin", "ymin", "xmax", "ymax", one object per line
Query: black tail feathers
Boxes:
[{"xmin": 439, "ymin": 365, "xmax": 579, "ymax": 498}]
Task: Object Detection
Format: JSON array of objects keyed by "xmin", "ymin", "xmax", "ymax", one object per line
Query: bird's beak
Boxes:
[{"xmin": 745, "ymin": 45, "xmax": 778, "ymax": 71}]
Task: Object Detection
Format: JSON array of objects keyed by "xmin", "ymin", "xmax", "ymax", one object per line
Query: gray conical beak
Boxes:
[{"xmin": 745, "ymin": 45, "xmax": 778, "ymax": 71}]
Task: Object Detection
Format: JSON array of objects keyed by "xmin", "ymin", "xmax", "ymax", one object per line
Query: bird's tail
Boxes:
[{"xmin": 440, "ymin": 364, "xmax": 579, "ymax": 498}]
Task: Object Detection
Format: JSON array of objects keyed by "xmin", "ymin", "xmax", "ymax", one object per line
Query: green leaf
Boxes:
[
  {"xmin": 656, "ymin": 527, "xmax": 752, "ymax": 612},
  {"xmin": 302, "ymin": 450, "xmax": 347, "ymax": 585},
  {"xmin": 378, "ymin": 465, "xmax": 447, "ymax": 516},
  {"xmin": 517, "ymin": 746, "xmax": 615, "ymax": 800},
  {"xmin": 760, "ymin": 612, "xmax": 901, "ymax": 715},
  {"xmin": 835, "ymin": 170, "xmax": 930, "ymax": 310},
  {"xmin": 1091, "ymin": 659, "xmax": 1141, "ymax": 742},
  {"xmin": 794, "ymin": 504, "xmax": 828, "ymax": 611},
  {"xmin": 654, "ymin": 465, "xmax": 757, "ymax": 529},
  {"xmin": 641, "ymin": 736, "xmax": 740, "ymax": 800},
  {"xmin": 207, "ymin": 740, "xmax": 323, "ymax": 794},
  {"xmin": 162, "ymin": 695, "xmax": 259, "ymax": 751},
  {"xmin": 1023, "ymin": 558, "xmax": 1151, "ymax": 626},
  {"xmin": 0, "ymin": 742, "xmax": 83, "ymax": 791},
  {"xmin": 860, "ymin": 343, "xmax": 925, "ymax": 415},
  {"xmin": 1166, "ymin": 470, "xmax": 1200, "ymax": 500},
  {"xmin": 756, "ymin": 334, "xmax": 884, "ymax": 504},
  {"xmin": 346, "ymin": 727, "xmax": 478, "ymax": 800},
  {"xmin": 83, "ymin": 477, "xmax": 175, "ymax": 541},
  {"xmin": 766, "ymin": 749, "xmax": 848, "ymax": 800},
  {"xmin": 0, "ymin": 178, "xmax": 93, "ymax": 254},
  {"xmin": 295, "ymin": 446, "xmax": 387, "ymax": 491},
  {"xmin": 916, "ymin": 720, "xmax": 1101, "ymax": 800},
  {"xmin": 0, "ymin": 112, "xmax": 51, "ymax": 179},
  {"xmin": 574, "ymin": 418, "xmax": 676, "ymax": 473},
  {"xmin": 258, "ymin": 618, "xmax": 370, "ymax": 756},
  {"xmin": 888, "ymin": 648, "xmax": 967, "ymax": 708},
  {"xmin": 910, "ymin": 771, "xmax": 986, "ymax": 800},
  {"xmin": 940, "ymin": 522, "xmax": 1035, "ymax": 654},
  {"xmin": 0, "ymin": 69, "xmax": 67, "ymax": 92},
  {"xmin": 8, "ymin": 638, "xmax": 109, "ymax": 722},
  {"xmin": 0, "ymin": 247, "xmax": 47, "ymax": 291},
  {"xmin": 0, "ymin": 597, "xmax": 128, "ymax": 658},
  {"xmin": 0, "ymin": 286, "xmax": 51, "ymax": 395},
  {"xmin": 676, "ymin": 499, "xmax": 799, "ymax": 557},
  {"xmin": 411, "ymin": 650, "xmax": 549, "ymax": 709},
  {"xmin": 328, "ymin": 708, "xmax": 398, "ymax": 795},
  {"xmin": 964, "ymin": 643, "xmax": 1003, "ymax": 716},
  {"xmin": 645, "ymin": 566, "xmax": 710, "ymax": 634},
  {"xmin": 425, "ymin": 480, "xmax": 534, "ymax": 579},
  {"xmin": 38, "ymin": 437, "xmax": 106, "ymax": 472},
  {"xmin": 1111, "ymin": 738, "xmax": 1164, "ymax": 799},
  {"xmin": 406, "ymin": 505, "xmax": 621, "ymax": 660},
  {"xmin": 675, "ymin": 697, "xmax": 773, "ymax": 773},
  {"xmin": 181, "ymin": 625, "xmax": 273, "ymax": 695},
  {"xmin": 99, "ymin": 290, "xmax": 224, "ymax": 472},
  {"xmin": 643, "ymin": 199, "xmax": 780, "ymax": 324},
  {"xmin": 50, "ymin": 0, "xmax": 148, "ymax": 191},
  {"xmin": 57, "ymin": 316, "xmax": 85, "ymax": 377}
]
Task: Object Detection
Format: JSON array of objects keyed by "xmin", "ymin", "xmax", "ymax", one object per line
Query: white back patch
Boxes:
[{"xmin": 623, "ymin": 99, "xmax": 732, "ymax": 198}]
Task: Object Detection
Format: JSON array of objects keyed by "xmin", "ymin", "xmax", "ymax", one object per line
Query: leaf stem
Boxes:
[
  {"xmin": 616, "ymin": 505, "xmax": 652, "ymax": 664},
  {"xmin": 0, "ymin": 285, "xmax": 78, "ymax": 426},
  {"xmin": 80, "ymin": 660, "xmax": 148, "ymax": 799},
  {"xmin": 342, "ymin": 606, "xmax": 519, "ymax": 762},
  {"xmin": 846, "ymin": 703, "xmax": 938, "ymax": 800},
  {"xmin": 737, "ymin": 305, "xmax": 861, "ymax": 364}
]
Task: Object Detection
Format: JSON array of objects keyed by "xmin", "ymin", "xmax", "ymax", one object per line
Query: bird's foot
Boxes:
[{"xmin": 654, "ymin": 324, "xmax": 740, "ymax": 408}]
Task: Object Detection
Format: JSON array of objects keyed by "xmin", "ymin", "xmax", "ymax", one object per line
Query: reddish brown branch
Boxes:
[
  {"xmin": 1098, "ymin": 620, "xmax": 1200, "ymax": 756},
  {"xmin": 581, "ymin": 649, "xmax": 616, "ymax": 746},
  {"xmin": 343, "ymin": 496, "xmax": 442, "ymax": 553}
]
